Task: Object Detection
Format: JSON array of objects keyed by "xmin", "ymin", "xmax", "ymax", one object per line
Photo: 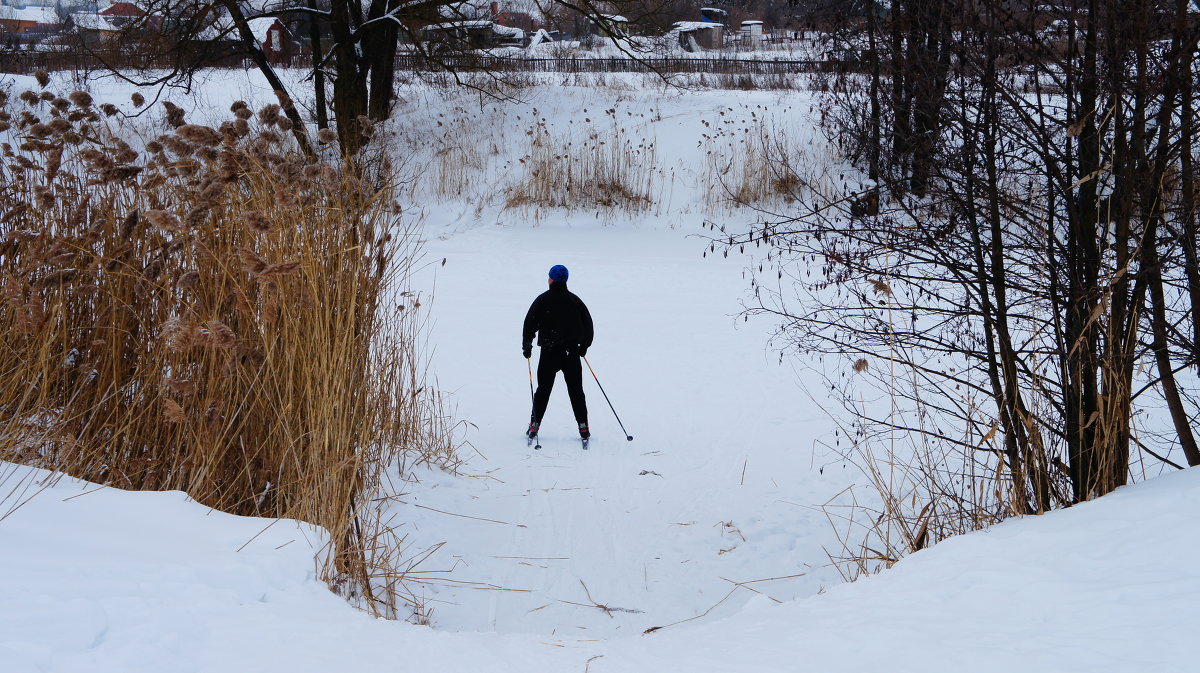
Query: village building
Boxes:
[
  {"xmin": 423, "ymin": 19, "xmax": 524, "ymax": 50},
  {"xmin": 0, "ymin": 4, "xmax": 59, "ymax": 35},
  {"xmin": 97, "ymin": 1, "xmax": 144, "ymax": 27},
  {"xmin": 739, "ymin": 20, "xmax": 763, "ymax": 47},
  {"xmin": 70, "ymin": 12, "xmax": 119, "ymax": 45},
  {"xmin": 673, "ymin": 21, "xmax": 721, "ymax": 51},
  {"xmin": 589, "ymin": 14, "xmax": 626, "ymax": 38},
  {"xmin": 246, "ymin": 16, "xmax": 294, "ymax": 63}
]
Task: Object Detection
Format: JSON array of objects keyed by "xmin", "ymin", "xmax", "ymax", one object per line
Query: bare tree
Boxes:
[{"xmin": 716, "ymin": 0, "xmax": 1200, "ymax": 557}]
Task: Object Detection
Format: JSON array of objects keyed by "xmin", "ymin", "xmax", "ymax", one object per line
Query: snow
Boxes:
[
  {"xmin": 0, "ymin": 5, "xmax": 58, "ymax": 23},
  {"xmin": 245, "ymin": 17, "xmax": 280, "ymax": 45},
  {"xmin": 4, "ymin": 461, "xmax": 1199, "ymax": 671},
  {"xmin": 67, "ymin": 13, "xmax": 113, "ymax": 32},
  {"xmin": 673, "ymin": 21, "xmax": 721, "ymax": 31},
  {"xmin": 2, "ymin": 68, "xmax": 1198, "ymax": 672}
]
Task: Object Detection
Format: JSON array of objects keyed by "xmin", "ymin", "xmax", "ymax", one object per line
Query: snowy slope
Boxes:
[
  {"xmin": 0, "ymin": 465, "xmax": 581, "ymax": 673},
  {"xmin": 3, "ymin": 462, "xmax": 1198, "ymax": 672}
]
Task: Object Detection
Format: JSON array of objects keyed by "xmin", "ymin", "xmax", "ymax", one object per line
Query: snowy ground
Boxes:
[
  {"xmin": 3, "ymin": 69, "xmax": 1197, "ymax": 672},
  {"xmin": 4, "ymin": 458, "xmax": 1198, "ymax": 671},
  {"xmin": 399, "ymin": 223, "xmax": 848, "ymax": 636},
  {"xmin": 385, "ymin": 77, "xmax": 856, "ymax": 635}
]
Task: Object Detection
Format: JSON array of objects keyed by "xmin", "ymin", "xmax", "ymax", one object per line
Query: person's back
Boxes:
[{"xmin": 523, "ymin": 265, "xmax": 593, "ymax": 442}]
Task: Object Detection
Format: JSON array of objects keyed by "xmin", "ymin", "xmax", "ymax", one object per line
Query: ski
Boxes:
[
  {"xmin": 527, "ymin": 434, "xmax": 541, "ymax": 450},
  {"xmin": 581, "ymin": 437, "xmax": 589, "ymax": 450}
]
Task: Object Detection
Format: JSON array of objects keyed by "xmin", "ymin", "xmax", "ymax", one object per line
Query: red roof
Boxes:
[{"xmin": 99, "ymin": 3, "xmax": 145, "ymax": 17}]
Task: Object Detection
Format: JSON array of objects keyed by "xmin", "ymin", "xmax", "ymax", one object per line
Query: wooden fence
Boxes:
[
  {"xmin": 392, "ymin": 54, "xmax": 838, "ymax": 75},
  {"xmin": 1, "ymin": 49, "xmax": 842, "ymax": 77}
]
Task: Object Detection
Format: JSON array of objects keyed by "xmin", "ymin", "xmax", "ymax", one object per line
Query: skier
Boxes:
[{"xmin": 523, "ymin": 264, "xmax": 593, "ymax": 443}]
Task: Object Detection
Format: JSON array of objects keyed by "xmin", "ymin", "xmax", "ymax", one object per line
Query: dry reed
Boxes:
[
  {"xmin": 505, "ymin": 112, "xmax": 657, "ymax": 213},
  {"xmin": 0, "ymin": 82, "xmax": 456, "ymax": 617}
]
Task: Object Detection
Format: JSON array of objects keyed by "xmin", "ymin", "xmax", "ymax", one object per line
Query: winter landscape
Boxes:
[{"xmin": 2, "ymin": 1, "xmax": 1199, "ymax": 672}]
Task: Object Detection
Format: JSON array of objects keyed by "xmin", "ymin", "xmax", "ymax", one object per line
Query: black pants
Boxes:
[{"xmin": 532, "ymin": 347, "xmax": 587, "ymax": 425}]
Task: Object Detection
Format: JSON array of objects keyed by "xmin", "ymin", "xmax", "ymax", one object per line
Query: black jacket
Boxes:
[{"xmin": 523, "ymin": 283, "xmax": 593, "ymax": 353}]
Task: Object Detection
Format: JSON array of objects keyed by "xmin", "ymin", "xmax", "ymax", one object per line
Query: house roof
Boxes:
[
  {"xmin": 426, "ymin": 19, "xmax": 493, "ymax": 30},
  {"xmin": 0, "ymin": 5, "xmax": 59, "ymax": 24},
  {"xmin": 71, "ymin": 12, "xmax": 116, "ymax": 31},
  {"xmin": 673, "ymin": 21, "xmax": 720, "ymax": 31},
  {"xmin": 98, "ymin": 2, "xmax": 143, "ymax": 17}
]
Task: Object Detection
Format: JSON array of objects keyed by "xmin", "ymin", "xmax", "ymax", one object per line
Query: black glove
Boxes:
[
  {"xmin": 578, "ymin": 346, "xmax": 588, "ymax": 358},
  {"xmin": 523, "ymin": 346, "xmax": 532, "ymax": 359}
]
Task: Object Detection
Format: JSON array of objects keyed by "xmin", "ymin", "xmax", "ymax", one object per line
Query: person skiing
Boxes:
[{"xmin": 523, "ymin": 264, "xmax": 593, "ymax": 441}]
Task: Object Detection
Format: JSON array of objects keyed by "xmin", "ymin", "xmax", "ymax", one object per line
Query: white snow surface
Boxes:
[
  {"xmin": 1, "ymin": 70, "xmax": 1197, "ymax": 671},
  {"xmin": 3, "ymin": 461, "xmax": 1198, "ymax": 671}
]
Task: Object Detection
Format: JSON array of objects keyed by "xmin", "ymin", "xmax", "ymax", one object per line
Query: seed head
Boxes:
[
  {"xmin": 238, "ymin": 247, "xmax": 268, "ymax": 276},
  {"xmin": 162, "ymin": 101, "xmax": 186, "ymax": 128},
  {"xmin": 243, "ymin": 211, "xmax": 272, "ymax": 232},
  {"xmin": 200, "ymin": 320, "xmax": 237, "ymax": 348},
  {"xmin": 257, "ymin": 104, "xmax": 281, "ymax": 127},
  {"xmin": 144, "ymin": 209, "xmax": 184, "ymax": 233},
  {"xmin": 162, "ymin": 398, "xmax": 186, "ymax": 424},
  {"xmin": 185, "ymin": 205, "xmax": 209, "ymax": 228},
  {"xmin": 68, "ymin": 91, "xmax": 93, "ymax": 108},
  {"xmin": 178, "ymin": 270, "xmax": 200, "ymax": 289},
  {"xmin": 33, "ymin": 185, "xmax": 55, "ymax": 209},
  {"xmin": 177, "ymin": 124, "xmax": 222, "ymax": 147}
]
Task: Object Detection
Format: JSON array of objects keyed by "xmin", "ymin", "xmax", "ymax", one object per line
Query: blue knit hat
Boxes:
[{"xmin": 548, "ymin": 265, "xmax": 569, "ymax": 283}]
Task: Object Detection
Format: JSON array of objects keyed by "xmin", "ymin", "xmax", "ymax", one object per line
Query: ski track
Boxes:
[{"xmin": 401, "ymin": 223, "xmax": 847, "ymax": 637}]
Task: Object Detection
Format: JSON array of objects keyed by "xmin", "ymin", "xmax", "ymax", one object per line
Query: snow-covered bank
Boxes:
[
  {"xmin": 0, "ymin": 465, "xmax": 580, "ymax": 673},
  {"xmin": 3, "ymin": 462, "xmax": 1197, "ymax": 672}
]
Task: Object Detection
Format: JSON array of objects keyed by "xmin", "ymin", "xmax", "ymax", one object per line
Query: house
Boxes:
[
  {"xmin": 485, "ymin": 0, "xmax": 540, "ymax": 33},
  {"xmin": 739, "ymin": 20, "xmax": 763, "ymax": 46},
  {"xmin": 0, "ymin": 5, "xmax": 60, "ymax": 34},
  {"xmin": 246, "ymin": 17, "xmax": 294, "ymax": 63},
  {"xmin": 97, "ymin": 1, "xmax": 143, "ymax": 27},
  {"xmin": 423, "ymin": 19, "xmax": 524, "ymax": 50},
  {"xmin": 673, "ymin": 21, "xmax": 722, "ymax": 51},
  {"xmin": 494, "ymin": 10, "xmax": 538, "ymax": 33},
  {"xmin": 589, "ymin": 14, "xmax": 626, "ymax": 38},
  {"xmin": 70, "ymin": 12, "xmax": 119, "ymax": 44},
  {"xmin": 699, "ymin": 7, "xmax": 728, "ymax": 24}
]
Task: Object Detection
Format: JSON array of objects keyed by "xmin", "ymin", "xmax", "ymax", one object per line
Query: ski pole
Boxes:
[
  {"xmin": 527, "ymin": 356, "xmax": 541, "ymax": 449},
  {"xmin": 527, "ymin": 357, "xmax": 536, "ymax": 411},
  {"xmin": 583, "ymin": 357, "xmax": 633, "ymax": 441}
]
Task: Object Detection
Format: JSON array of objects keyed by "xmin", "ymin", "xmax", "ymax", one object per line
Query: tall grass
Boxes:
[
  {"xmin": 702, "ymin": 116, "xmax": 842, "ymax": 213},
  {"xmin": 0, "ymin": 77, "xmax": 456, "ymax": 616},
  {"xmin": 505, "ymin": 113, "xmax": 658, "ymax": 213}
]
